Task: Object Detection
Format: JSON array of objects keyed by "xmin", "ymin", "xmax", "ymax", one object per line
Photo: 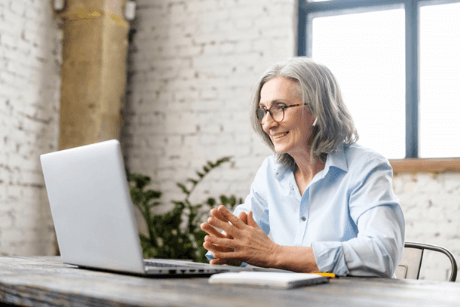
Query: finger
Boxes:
[
  {"xmin": 210, "ymin": 209, "xmax": 235, "ymax": 238},
  {"xmin": 221, "ymin": 230, "xmax": 234, "ymax": 240},
  {"xmin": 205, "ymin": 235, "xmax": 237, "ymax": 250},
  {"xmin": 209, "ymin": 259, "xmax": 228, "ymax": 265},
  {"xmin": 248, "ymin": 211, "xmax": 261, "ymax": 230},
  {"xmin": 201, "ymin": 221, "xmax": 234, "ymax": 240},
  {"xmin": 210, "ymin": 259, "xmax": 243, "ymax": 266},
  {"xmin": 211, "ymin": 208, "xmax": 229, "ymax": 223},
  {"xmin": 214, "ymin": 251, "xmax": 245, "ymax": 260},
  {"xmin": 211, "ymin": 208, "xmax": 240, "ymax": 239},
  {"xmin": 238, "ymin": 211, "xmax": 248, "ymax": 225},
  {"xmin": 207, "ymin": 216, "xmax": 238, "ymax": 237},
  {"xmin": 218, "ymin": 205, "xmax": 246, "ymax": 229},
  {"xmin": 203, "ymin": 240, "xmax": 233, "ymax": 253},
  {"xmin": 200, "ymin": 223, "xmax": 227, "ymax": 238}
]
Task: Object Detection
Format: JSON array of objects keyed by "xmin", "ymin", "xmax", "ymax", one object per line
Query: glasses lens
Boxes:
[
  {"xmin": 256, "ymin": 108, "xmax": 265, "ymax": 122},
  {"xmin": 271, "ymin": 105, "xmax": 283, "ymax": 122}
]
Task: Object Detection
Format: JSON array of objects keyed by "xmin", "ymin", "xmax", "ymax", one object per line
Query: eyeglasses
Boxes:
[{"xmin": 256, "ymin": 103, "xmax": 302, "ymax": 124}]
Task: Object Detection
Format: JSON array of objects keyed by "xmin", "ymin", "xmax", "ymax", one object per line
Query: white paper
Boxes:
[{"xmin": 209, "ymin": 272, "xmax": 328, "ymax": 289}]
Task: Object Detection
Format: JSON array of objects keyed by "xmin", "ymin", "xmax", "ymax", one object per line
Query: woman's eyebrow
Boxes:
[{"xmin": 259, "ymin": 99, "xmax": 287, "ymax": 107}]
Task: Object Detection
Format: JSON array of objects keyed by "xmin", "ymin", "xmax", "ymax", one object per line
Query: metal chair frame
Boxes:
[{"xmin": 397, "ymin": 241, "xmax": 458, "ymax": 282}]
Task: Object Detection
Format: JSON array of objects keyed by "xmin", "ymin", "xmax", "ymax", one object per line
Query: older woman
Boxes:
[{"xmin": 200, "ymin": 57, "xmax": 405, "ymax": 277}]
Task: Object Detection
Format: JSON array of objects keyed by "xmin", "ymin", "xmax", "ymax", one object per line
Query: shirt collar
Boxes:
[
  {"xmin": 273, "ymin": 144, "xmax": 349, "ymax": 181},
  {"xmin": 323, "ymin": 143, "xmax": 348, "ymax": 174}
]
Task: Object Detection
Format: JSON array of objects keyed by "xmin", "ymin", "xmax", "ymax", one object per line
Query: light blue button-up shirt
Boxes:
[{"xmin": 207, "ymin": 143, "xmax": 405, "ymax": 277}]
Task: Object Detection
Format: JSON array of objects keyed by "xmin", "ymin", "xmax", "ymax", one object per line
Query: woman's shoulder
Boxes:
[
  {"xmin": 343, "ymin": 143, "xmax": 391, "ymax": 169},
  {"xmin": 257, "ymin": 155, "xmax": 291, "ymax": 180},
  {"xmin": 259, "ymin": 155, "xmax": 280, "ymax": 172}
]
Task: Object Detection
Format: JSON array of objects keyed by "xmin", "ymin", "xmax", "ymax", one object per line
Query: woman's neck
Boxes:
[
  {"xmin": 295, "ymin": 157, "xmax": 325, "ymax": 179},
  {"xmin": 291, "ymin": 151, "xmax": 325, "ymax": 195}
]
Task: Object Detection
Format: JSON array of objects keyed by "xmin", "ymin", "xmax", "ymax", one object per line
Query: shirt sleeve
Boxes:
[{"xmin": 312, "ymin": 156, "xmax": 405, "ymax": 277}]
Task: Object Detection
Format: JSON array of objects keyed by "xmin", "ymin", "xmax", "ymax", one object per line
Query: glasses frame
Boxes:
[{"xmin": 257, "ymin": 103, "xmax": 303, "ymax": 124}]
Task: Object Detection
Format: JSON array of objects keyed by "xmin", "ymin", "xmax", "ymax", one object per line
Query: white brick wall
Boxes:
[
  {"xmin": 121, "ymin": 0, "xmax": 296, "ymax": 206},
  {"xmin": 394, "ymin": 173, "xmax": 460, "ymax": 281},
  {"xmin": 122, "ymin": 0, "xmax": 460, "ymax": 282},
  {"xmin": 0, "ymin": 0, "xmax": 61, "ymax": 255}
]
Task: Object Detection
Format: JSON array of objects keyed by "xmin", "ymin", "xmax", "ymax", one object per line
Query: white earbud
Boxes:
[{"xmin": 313, "ymin": 118, "xmax": 318, "ymax": 127}]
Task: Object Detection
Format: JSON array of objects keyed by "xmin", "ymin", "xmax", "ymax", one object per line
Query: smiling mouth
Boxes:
[{"xmin": 271, "ymin": 132, "xmax": 289, "ymax": 140}]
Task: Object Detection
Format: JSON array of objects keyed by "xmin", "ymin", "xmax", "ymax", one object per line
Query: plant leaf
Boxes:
[
  {"xmin": 206, "ymin": 197, "xmax": 216, "ymax": 207},
  {"xmin": 187, "ymin": 178, "xmax": 198, "ymax": 185},
  {"xmin": 145, "ymin": 190, "xmax": 162, "ymax": 200},
  {"xmin": 215, "ymin": 157, "xmax": 231, "ymax": 166},
  {"xmin": 177, "ymin": 183, "xmax": 190, "ymax": 195},
  {"xmin": 220, "ymin": 195, "xmax": 228, "ymax": 205}
]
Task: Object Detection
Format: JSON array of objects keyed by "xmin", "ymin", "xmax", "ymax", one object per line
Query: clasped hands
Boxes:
[{"xmin": 200, "ymin": 205, "xmax": 279, "ymax": 268}]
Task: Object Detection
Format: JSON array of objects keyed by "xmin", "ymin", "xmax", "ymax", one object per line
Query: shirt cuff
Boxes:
[
  {"xmin": 312, "ymin": 241, "xmax": 349, "ymax": 276},
  {"xmin": 205, "ymin": 251, "xmax": 215, "ymax": 261}
]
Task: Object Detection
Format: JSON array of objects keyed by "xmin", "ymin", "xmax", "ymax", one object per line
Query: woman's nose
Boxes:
[{"xmin": 262, "ymin": 112, "xmax": 278, "ymax": 131}]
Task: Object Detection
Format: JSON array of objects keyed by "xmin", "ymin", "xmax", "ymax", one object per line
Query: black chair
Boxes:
[{"xmin": 395, "ymin": 242, "xmax": 458, "ymax": 282}]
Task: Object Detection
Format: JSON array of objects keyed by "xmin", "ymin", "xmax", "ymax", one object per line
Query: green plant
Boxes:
[{"xmin": 127, "ymin": 157, "xmax": 243, "ymax": 263}]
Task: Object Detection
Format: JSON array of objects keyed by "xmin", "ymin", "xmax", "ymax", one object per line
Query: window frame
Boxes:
[{"xmin": 297, "ymin": 0, "xmax": 460, "ymax": 173}]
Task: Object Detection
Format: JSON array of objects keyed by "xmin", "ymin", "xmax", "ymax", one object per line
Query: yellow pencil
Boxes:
[{"xmin": 314, "ymin": 273, "xmax": 336, "ymax": 278}]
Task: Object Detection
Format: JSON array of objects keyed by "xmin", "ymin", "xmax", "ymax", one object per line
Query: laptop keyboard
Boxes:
[{"xmin": 144, "ymin": 261, "xmax": 187, "ymax": 268}]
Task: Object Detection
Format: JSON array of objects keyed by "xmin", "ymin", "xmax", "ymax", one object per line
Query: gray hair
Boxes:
[{"xmin": 250, "ymin": 57, "xmax": 358, "ymax": 168}]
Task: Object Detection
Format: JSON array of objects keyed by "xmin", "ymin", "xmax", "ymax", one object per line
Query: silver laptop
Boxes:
[{"xmin": 40, "ymin": 139, "xmax": 248, "ymax": 276}]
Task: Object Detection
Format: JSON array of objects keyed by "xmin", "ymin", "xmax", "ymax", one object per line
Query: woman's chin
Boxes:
[{"xmin": 274, "ymin": 146, "xmax": 288, "ymax": 154}]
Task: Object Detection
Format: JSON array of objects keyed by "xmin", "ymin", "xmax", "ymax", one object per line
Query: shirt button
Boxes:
[{"xmin": 301, "ymin": 217, "xmax": 306, "ymax": 221}]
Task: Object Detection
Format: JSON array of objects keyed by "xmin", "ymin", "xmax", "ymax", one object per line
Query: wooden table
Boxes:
[{"xmin": 0, "ymin": 256, "xmax": 459, "ymax": 306}]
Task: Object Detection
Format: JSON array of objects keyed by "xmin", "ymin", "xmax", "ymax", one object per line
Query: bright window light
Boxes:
[
  {"xmin": 312, "ymin": 8, "xmax": 406, "ymax": 159},
  {"xmin": 419, "ymin": 3, "xmax": 460, "ymax": 158}
]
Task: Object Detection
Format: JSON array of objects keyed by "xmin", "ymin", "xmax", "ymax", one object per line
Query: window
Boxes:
[{"xmin": 298, "ymin": 0, "xmax": 460, "ymax": 172}]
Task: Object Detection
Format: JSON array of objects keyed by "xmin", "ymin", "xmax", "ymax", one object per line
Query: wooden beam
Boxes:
[
  {"xmin": 391, "ymin": 158, "xmax": 460, "ymax": 174},
  {"xmin": 58, "ymin": 0, "xmax": 129, "ymax": 150}
]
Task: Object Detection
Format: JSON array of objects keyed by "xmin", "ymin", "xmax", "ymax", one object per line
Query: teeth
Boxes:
[{"xmin": 272, "ymin": 132, "xmax": 288, "ymax": 140}]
